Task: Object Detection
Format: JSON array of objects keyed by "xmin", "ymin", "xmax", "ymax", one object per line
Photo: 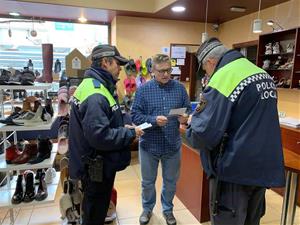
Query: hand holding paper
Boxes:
[{"xmin": 168, "ymin": 107, "xmax": 187, "ymax": 116}]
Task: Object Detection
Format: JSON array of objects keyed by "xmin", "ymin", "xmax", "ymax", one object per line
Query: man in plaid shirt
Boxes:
[{"xmin": 131, "ymin": 54, "xmax": 191, "ymax": 225}]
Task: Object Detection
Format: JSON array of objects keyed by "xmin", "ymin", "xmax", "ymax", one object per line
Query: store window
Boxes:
[{"xmin": 0, "ymin": 18, "xmax": 109, "ymax": 73}]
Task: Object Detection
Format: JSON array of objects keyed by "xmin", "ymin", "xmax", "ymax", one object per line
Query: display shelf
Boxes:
[
  {"xmin": 0, "ymin": 115, "xmax": 57, "ymax": 132},
  {"xmin": 266, "ymin": 69, "xmax": 292, "ymax": 71},
  {"xmin": 0, "ymin": 172, "xmax": 60, "ymax": 209},
  {"xmin": 260, "ymin": 52, "xmax": 294, "ymax": 57},
  {"xmin": 256, "ymin": 27, "xmax": 300, "ymax": 88},
  {"xmin": 0, "ymin": 83, "xmax": 52, "ymax": 91},
  {"xmin": 0, "ymin": 144, "xmax": 57, "ymax": 172}
]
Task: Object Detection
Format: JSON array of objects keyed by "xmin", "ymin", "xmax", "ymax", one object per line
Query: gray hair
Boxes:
[
  {"xmin": 152, "ymin": 54, "xmax": 171, "ymax": 69},
  {"xmin": 202, "ymin": 45, "xmax": 228, "ymax": 65}
]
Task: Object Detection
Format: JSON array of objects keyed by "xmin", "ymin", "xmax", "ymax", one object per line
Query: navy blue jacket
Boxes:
[
  {"xmin": 187, "ymin": 50, "xmax": 285, "ymax": 187},
  {"xmin": 69, "ymin": 66, "xmax": 136, "ymax": 179}
]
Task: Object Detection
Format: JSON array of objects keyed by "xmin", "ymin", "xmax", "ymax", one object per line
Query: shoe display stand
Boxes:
[
  {"xmin": 0, "ymin": 83, "xmax": 52, "ymax": 118},
  {"xmin": 0, "ymin": 83, "xmax": 58, "ymax": 224},
  {"xmin": 256, "ymin": 27, "xmax": 300, "ymax": 89}
]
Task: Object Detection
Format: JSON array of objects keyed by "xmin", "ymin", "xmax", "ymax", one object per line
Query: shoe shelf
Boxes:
[
  {"xmin": 266, "ymin": 69, "xmax": 292, "ymax": 71},
  {"xmin": 261, "ymin": 52, "xmax": 294, "ymax": 57},
  {"xmin": 0, "ymin": 115, "xmax": 57, "ymax": 132},
  {"xmin": 0, "ymin": 144, "xmax": 57, "ymax": 172},
  {"xmin": 257, "ymin": 27, "xmax": 300, "ymax": 88},
  {"xmin": 0, "ymin": 172, "xmax": 60, "ymax": 209},
  {"xmin": 0, "ymin": 83, "xmax": 52, "ymax": 91}
]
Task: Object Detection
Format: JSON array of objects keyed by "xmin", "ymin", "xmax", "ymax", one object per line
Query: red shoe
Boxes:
[
  {"xmin": 11, "ymin": 144, "xmax": 38, "ymax": 164},
  {"xmin": 5, "ymin": 145, "xmax": 22, "ymax": 164}
]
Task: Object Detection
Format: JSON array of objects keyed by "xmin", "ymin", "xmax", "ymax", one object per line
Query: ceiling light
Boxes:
[
  {"xmin": 253, "ymin": 0, "xmax": 262, "ymax": 33},
  {"xmin": 171, "ymin": 6, "xmax": 186, "ymax": 12},
  {"xmin": 267, "ymin": 20, "xmax": 284, "ymax": 32},
  {"xmin": 9, "ymin": 12, "xmax": 20, "ymax": 17},
  {"xmin": 253, "ymin": 19, "xmax": 262, "ymax": 33},
  {"xmin": 202, "ymin": 0, "xmax": 209, "ymax": 43},
  {"xmin": 230, "ymin": 6, "xmax": 246, "ymax": 12},
  {"xmin": 78, "ymin": 17, "xmax": 87, "ymax": 23}
]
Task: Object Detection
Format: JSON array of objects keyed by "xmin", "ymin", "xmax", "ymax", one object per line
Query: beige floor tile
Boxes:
[
  {"xmin": 117, "ymin": 195, "xmax": 143, "ymax": 219},
  {"xmin": 119, "ymin": 212, "xmax": 163, "ymax": 225},
  {"xmin": 115, "ymin": 166, "xmax": 139, "ymax": 181},
  {"xmin": 28, "ymin": 205, "xmax": 61, "ymax": 224},
  {"xmin": 13, "ymin": 208, "xmax": 33, "ymax": 225},
  {"xmin": 0, "ymin": 209, "xmax": 8, "ymax": 223},
  {"xmin": 260, "ymin": 204, "xmax": 281, "ymax": 224},
  {"xmin": 114, "ymin": 179, "xmax": 141, "ymax": 197},
  {"xmin": 153, "ymin": 196, "xmax": 186, "ymax": 214},
  {"xmin": 132, "ymin": 164, "xmax": 142, "ymax": 180},
  {"xmin": 2, "ymin": 209, "xmax": 20, "ymax": 225},
  {"xmin": 157, "ymin": 209, "xmax": 201, "ymax": 225}
]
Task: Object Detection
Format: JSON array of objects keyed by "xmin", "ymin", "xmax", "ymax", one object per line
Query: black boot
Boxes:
[
  {"xmin": 35, "ymin": 173, "xmax": 48, "ymax": 201},
  {"xmin": 28, "ymin": 137, "xmax": 52, "ymax": 164},
  {"xmin": 11, "ymin": 174, "xmax": 23, "ymax": 204},
  {"xmin": 23, "ymin": 171, "xmax": 35, "ymax": 202}
]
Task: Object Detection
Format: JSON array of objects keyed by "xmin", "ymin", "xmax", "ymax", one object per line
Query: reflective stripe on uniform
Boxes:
[
  {"xmin": 73, "ymin": 78, "xmax": 116, "ymax": 107},
  {"xmin": 208, "ymin": 58, "xmax": 265, "ymax": 98}
]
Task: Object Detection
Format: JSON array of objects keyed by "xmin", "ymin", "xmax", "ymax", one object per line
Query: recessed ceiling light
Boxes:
[
  {"xmin": 78, "ymin": 17, "xmax": 87, "ymax": 23},
  {"xmin": 171, "ymin": 6, "xmax": 186, "ymax": 12},
  {"xmin": 230, "ymin": 6, "xmax": 246, "ymax": 12},
  {"xmin": 9, "ymin": 12, "xmax": 20, "ymax": 16}
]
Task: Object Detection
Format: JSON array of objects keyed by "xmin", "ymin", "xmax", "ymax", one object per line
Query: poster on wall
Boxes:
[
  {"xmin": 171, "ymin": 66, "xmax": 181, "ymax": 75},
  {"xmin": 171, "ymin": 46, "xmax": 186, "ymax": 59},
  {"xmin": 176, "ymin": 58, "xmax": 185, "ymax": 66},
  {"xmin": 161, "ymin": 47, "xmax": 170, "ymax": 55}
]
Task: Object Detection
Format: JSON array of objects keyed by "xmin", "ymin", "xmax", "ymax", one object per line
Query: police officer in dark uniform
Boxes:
[
  {"xmin": 186, "ymin": 38, "xmax": 285, "ymax": 225},
  {"xmin": 69, "ymin": 44, "xmax": 144, "ymax": 225}
]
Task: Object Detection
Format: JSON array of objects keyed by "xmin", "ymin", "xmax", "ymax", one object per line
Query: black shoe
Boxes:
[
  {"xmin": 34, "ymin": 169, "xmax": 45, "ymax": 184},
  {"xmin": 139, "ymin": 211, "xmax": 152, "ymax": 225},
  {"xmin": 28, "ymin": 137, "xmax": 52, "ymax": 164},
  {"xmin": 35, "ymin": 173, "xmax": 48, "ymax": 201},
  {"xmin": 23, "ymin": 171, "xmax": 35, "ymax": 202},
  {"xmin": 163, "ymin": 212, "xmax": 176, "ymax": 225},
  {"xmin": 11, "ymin": 175, "xmax": 24, "ymax": 204},
  {"xmin": 0, "ymin": 69, "xmax": 11, "ymax": 84}
]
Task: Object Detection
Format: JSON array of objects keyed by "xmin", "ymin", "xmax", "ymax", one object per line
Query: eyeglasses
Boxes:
[{"xmin": 156, "ymin": 68, "xmax": 172, "ymax": 75}]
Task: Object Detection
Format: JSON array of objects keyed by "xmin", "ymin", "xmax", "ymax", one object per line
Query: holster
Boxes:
[{"xmin": 82, "ymin": 155, "xmax": 103, "ymax": 183}]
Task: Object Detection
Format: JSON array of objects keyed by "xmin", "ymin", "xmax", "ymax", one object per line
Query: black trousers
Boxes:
[
  {"xmin": 209, "ymin": 178, "xmax": 266, "ymax": 225},
  {"xmin": 81, "ymin": 172, "xmax": 116, "ymax": 225}
]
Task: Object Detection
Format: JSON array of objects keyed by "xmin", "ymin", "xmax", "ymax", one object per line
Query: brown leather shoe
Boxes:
[
  {"xmin": 5, "ymin": 145, "xmax": 22, "ymax": 164},
  {"xmin": 11, "ymin": 144, "xmax": 38, "ymax": 164}
]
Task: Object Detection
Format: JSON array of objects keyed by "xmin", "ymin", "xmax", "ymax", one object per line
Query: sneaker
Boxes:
[
  {"xmin": 139, "ymin": 211, "xmax": 152, "ymax": 225},
  {"xmin": 163, "ymin": 212, "xmax": 177, "ymax": 225},
  {"xmin": 286, "ymin": 43, "xmax": 294, "ymax": 53},
  {"xmin": 265, "ymin": 43, "xmax": 272, "ymax": 55},
  {"xmin": 45, "ymin": 167, "xmax": 56, "ymax": 184},
  {"xmin": 105, "ymin": 201, "xmax": 117, "ymax": 223},
  {"xmin": 272, "ymin": 42, "xmax": 281, "ymax": 54}
]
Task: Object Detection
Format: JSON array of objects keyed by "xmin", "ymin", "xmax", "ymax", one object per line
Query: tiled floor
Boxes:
[{"xmin": 1, "ymin": 155, "xmax": 299, "ymax": 225}]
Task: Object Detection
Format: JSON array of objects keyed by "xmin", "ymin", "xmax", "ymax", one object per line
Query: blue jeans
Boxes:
[{"xmin": 139, "ymin": 146, "xmax": 181, "ymax": 214}]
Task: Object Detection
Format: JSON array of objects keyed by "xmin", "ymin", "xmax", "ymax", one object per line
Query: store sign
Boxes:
[{"xmin": 55, "ymin": 22, "xmax": 74, "ymax": 31}]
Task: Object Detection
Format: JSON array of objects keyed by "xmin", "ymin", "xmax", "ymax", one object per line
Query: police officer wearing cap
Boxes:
[
  {"xmin": 69, "ymin": 44, "xmax": 144, "ymax": 225},
  {"xmin": 186, "ymin": 38, "xmax": 285, "ymax": 225}
]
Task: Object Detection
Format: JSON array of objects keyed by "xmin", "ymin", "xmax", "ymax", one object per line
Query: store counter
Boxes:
[
  {"xmin": 176, "ymin": 127, "xmax": 210, "ymax": 223},
  {"xmin": 280, "ymin": 125, "xmax": 300, "ymax": 225}
]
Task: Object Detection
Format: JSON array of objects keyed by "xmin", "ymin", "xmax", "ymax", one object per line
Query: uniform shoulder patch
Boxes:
[{"xmin": 196, "ymin": 97, "xmax": 207, "ymax": 113}]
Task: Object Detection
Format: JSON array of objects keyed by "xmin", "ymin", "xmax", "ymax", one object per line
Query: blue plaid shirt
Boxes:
[{"xmin": 131, "ymin": 79, "xmax": 191, "ymax": 155}]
